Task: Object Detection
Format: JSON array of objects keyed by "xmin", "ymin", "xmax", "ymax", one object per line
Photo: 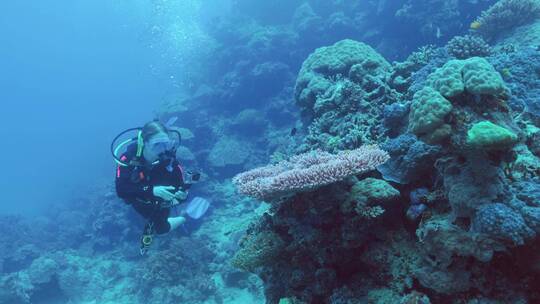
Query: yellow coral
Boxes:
[{"xmin": 231, "ymin": 231, "xmax": 284, "ymax": 272}]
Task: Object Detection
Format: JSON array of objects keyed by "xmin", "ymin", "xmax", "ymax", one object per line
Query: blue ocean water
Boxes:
[
  {"xmin": 0, "ymin": 1, "xmax": 165, "ymax": 214},
  {"xmin": 2, "ymin": 0, "xmax": 540, "ymax": 303}
]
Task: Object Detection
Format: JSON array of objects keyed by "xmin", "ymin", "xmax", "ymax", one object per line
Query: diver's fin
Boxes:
[
  {"xmin": 167, "ymin": 216, "xmax": 186, "ymax": 230},
  {"xmin": 185, "ymin": 197, "xmax": 210, "ymax": 219}
]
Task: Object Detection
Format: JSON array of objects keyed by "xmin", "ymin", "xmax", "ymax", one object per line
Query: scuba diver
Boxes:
[{"xmin": 112, "ymin": 120, "xmax": 201, "ymax": 255}]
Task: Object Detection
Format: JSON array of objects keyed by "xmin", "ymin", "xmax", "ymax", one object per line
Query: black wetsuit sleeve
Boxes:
[{"xmin": 115, "ymin": 163, "xmax": 155, "ymax": 203}]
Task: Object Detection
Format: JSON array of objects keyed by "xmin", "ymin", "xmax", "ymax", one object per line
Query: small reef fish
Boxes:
[
  {"xmin": 470, "ymin": 21, "xmax": 482, "ymax": 30},
  {"xmin": 436, "ymin": 27, "xmax": 443, "ymax": 39},
  {"xmin": 290, "ymin": 127, "xmax": 297, "ymax": 137}
]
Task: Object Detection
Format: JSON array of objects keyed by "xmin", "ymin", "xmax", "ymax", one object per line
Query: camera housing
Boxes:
[{"xmin": 185, "ymin": 170, "xmax": 201, "ymax": 184}]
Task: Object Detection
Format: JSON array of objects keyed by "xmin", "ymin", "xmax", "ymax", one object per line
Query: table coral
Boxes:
[{"xmin": 233, "ymin": 145, "xmax": 389, "ymax": 201}]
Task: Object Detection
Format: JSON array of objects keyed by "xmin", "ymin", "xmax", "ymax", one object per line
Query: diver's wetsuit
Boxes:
[{"xmin": 115, "ymin": 144, "xmax": 187, "ymax": 234}]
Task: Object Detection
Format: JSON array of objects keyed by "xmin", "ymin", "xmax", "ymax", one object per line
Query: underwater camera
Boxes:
[{"xmin": 185, "ymin": 170, "xmax": 201, "ymax": 184}]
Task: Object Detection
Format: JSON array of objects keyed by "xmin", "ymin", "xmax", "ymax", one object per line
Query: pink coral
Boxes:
[{"xmin": 232, "ymin": 145, "xmax": 390, "ymax": 201}]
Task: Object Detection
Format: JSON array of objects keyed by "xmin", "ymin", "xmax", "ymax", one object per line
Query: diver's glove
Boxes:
[
  {"xmin": 153, "ymin": 185, "xmax": 176, "ymax": 201},
  {"xmin": 174, "ymin": 189, "xmax": 188, "ymax": 201}
]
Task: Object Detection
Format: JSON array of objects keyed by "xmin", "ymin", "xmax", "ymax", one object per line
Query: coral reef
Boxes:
[
  {"xmin": 389, "ymin": 45, "xmax": 438, "ymax": 96},
  {"xmin": 377, "ymin": 134, "xmax": 442, "ymax": 184},
  {"xmin": 494, "ymin": 19, "xmax": 540, "ymax": 49},
  {"xmin": 466, "ymin": 120, "xmax": 518, "ymax": 150},
  {"xmin": 347, "ymin": 177, "xmax": 400, "ymax": 207},
  {"xmin": 472, "ymin": 203, "xmax": 535, "ymax": 245},
  {"xmin": 294, "ymin": 39, "xmax": 400, "ymax": 151},
  {"xmin": 346, "ymin": 177, "xmax": 400, "ymax": 218},
  {"xmin": 7, "ymin": 1, "xmax": 540, "ymax": 303},
  {"xmin": 427, "ymin": 57, "xmax": 507, "ymax": 97},
  {"xmin": 0, "ymin": 181, "xmax": 266, "ymax": 303},
  {"xmin": 230, "ymin": 32, "xmax": 540, "ymax": 302},
  {"xmin": 408, "ymin": 86, "xmax": 453, "ymax": 142},
  {"xmin": 231, "ymin": 230, "xmax": 285, "ymax": 272},
  {"xmin": 489, "ymin": 48, "xmax": 540, "ymax": 119},
  {"xmin": 446, "ymin": 35, "xmax": 491, "ymax": 59},
  {"xmin": 472, "ymin": 0, "xmax": 540, "ymax": 42}
]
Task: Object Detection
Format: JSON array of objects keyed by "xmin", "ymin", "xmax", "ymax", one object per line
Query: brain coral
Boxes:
[
  {"xmin": 462, "ymin": 57, "xmax": 507, "ymax": 95},
  {"xmin": 427, "ymin": 57, "xmax": 507, "ymax": 98},
  {"xmin": 427, "ymin": 60, "xmax": 465, "ymax": 98},
  {"xmin": 409, "ymin": 57, "xmax": 510, "ymax": 146},
  {"xmin": 408, "ymin": 87, "xmax": 453, "ymax": 136}
]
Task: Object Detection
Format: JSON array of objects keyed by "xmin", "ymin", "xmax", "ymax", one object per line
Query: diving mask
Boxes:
[
  {"xmin": 143, "ymin": 133, "xmax": 178, "ymax": 163},
  {"xmin": 149, "ymin": 135, "xmax": 175, "ymax": 155}
]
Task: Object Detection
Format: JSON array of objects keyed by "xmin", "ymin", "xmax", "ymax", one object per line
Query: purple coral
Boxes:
[{"xmin": 232, "ymin": 145, "xmax": 390, "ymax": 201}]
